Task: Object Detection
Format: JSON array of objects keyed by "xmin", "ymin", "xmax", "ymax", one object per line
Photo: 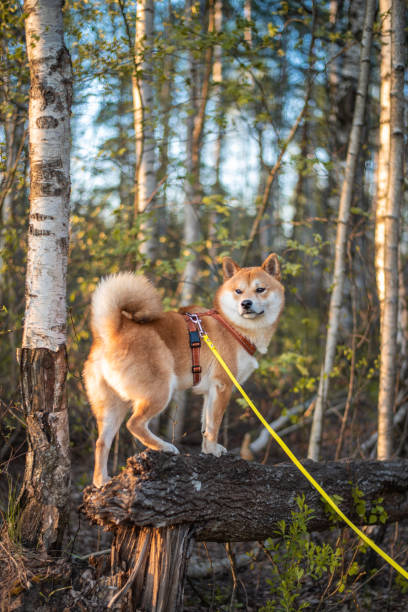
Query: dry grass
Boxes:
[{"xmin": 0, "ymin": 527, "xmax": 71, "ymax": 611}]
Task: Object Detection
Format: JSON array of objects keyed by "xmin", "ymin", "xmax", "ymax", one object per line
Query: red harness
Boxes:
[{"xmin": 183, "ymin": 309, "xmax": 257, "ymax": 385}]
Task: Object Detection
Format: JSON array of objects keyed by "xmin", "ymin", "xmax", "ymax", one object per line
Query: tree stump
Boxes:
[
  {"xmin": 108, "ymin": 525, "xmax": 192, "ymax": 610},
  {"xmin": 82, "ymin": 452, "xmax": 408, "ymax": 610}
]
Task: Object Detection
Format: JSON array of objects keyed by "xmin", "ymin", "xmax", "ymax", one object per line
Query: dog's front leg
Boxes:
[{"xmin": 201, "ymin": 379, "xmax": 231, "ymax": 456}]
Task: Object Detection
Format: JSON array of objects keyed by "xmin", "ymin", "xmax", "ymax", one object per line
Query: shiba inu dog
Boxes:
[{"xmin": 84, "ymin": 253, "xmax": 284, "ymax": 486}]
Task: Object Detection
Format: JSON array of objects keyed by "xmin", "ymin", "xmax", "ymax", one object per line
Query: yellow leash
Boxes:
[{"xmin": 202, "ymin": 333, "xmax": 408, "ymax": 581}]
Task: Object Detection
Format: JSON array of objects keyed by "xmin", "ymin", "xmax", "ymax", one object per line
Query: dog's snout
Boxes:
[{"xmin": 241, "ymin": 299, "xmax": 253, "ymax": 309}]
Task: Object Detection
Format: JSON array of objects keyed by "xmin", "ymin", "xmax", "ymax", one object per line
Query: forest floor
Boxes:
[{"xmin": 1, "ymin": 393, "xmax": 408, "ymax": 610}]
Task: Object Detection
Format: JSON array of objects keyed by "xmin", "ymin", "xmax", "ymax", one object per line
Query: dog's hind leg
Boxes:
[
  {"xmin": 201, "ymin": 379, "xmax": 232, "ymax": 456},
  {"xmin": 127, "ymin": 388, "xmax": 179, "ymax": 454},
  {"xmin": 93, "ymin": 386, "xmax": 130, "ymax": 487}
]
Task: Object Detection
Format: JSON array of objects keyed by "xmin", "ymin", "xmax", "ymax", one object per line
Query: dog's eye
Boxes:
[
  {"xmin": 235, "ymin": 289, "xmax": 243, "ymax": 294},
  {"xmin": 256, "ymin": 287, "xmax": 265, "ymax": 293}
]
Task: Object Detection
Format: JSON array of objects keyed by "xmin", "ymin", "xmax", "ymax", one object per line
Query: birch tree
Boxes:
[
  {"xmin": 17, "ymin": 0, "xmax": 71, "ymax": 551},
  {"xmin": 377, "ymin": 0, "xmax": 405, "ymax": 460},
  {"xmin": 308, "ymin": 0, "xmax": 376, "ymax": 461},
  {"xmin": 374, "ymin": 0, "xmax": 392, "ymax": 322},
  {"xmin": 133, "ymin": 0, "xmax": 157, "ymax": 259}
]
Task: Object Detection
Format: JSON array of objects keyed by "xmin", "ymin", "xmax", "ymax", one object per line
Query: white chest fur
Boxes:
[{"xmin": 236, "ymin": 345, "xmax": 259, "ymax": 384}]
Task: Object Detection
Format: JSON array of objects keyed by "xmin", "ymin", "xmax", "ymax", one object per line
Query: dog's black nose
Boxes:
[{"xmin": 241, "ymin": 299, "xmax": 253, "ymax": 309}]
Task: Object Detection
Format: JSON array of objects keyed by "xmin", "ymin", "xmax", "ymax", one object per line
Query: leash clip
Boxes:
[{"xmin": 186, "ymin": 313, "xmax": 205, "ymax": 337}]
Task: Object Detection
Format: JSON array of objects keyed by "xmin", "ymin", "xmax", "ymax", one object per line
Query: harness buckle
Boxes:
[{"xmin": 185, "ymin": 313, "xmax": 205, "ymax": 337}]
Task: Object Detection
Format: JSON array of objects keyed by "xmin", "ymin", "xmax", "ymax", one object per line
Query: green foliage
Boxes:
[
  {"xmin": 352, "ymin": 486, "xmax": 367, "ymax": 521},
  {"xmin": 395, "ymin": 573, "xmax": 408, "ymax": 595},
  {"xmin": 260, "ymin": 495, "xmax": 341, "ymax": 612},
  {"xmin": 352, "ymin": 486, "xmax": 388, "ymax": 525}
]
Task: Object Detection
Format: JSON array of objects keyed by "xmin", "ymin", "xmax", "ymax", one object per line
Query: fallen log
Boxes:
[
  {"xmin": 83, "ymin": 452, "xmax": 408, "ymax": 539},
  {"xmin": 81, "ymin": 452, "xmax": 408, "ymax": 611}
]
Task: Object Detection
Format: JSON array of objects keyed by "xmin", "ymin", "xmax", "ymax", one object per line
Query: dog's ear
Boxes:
[
  {"xmin": 222, "ymin": 257, "xmax": 241, "ymax": 280},
  {"xmin": 262, "ymin": 253, "xmax": 281, "ymax": 281}
]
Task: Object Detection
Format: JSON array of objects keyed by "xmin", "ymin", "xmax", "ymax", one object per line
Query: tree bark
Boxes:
[
  {"xmin": 23, "ymin": 0, "xmax": 71, "ymax": 351},
  {"xmin": 375, "ymin": 0, "xmax": 392, "ymax": 324},
  {"xmin": 377, "ymin": 0, "xmax": 405, "ymax": 460},
  {"xmin": 18, "ymin": 346, "xmax": 70, "ymax": 550},
  {"xmin": 18, "ymin": 0, "xmax": 72, "ymax": 552},
  {"xmin": 83, "ymin": 452, "xmax": 408, "ymax": 541},
  {"xmin": 308, "ymin": 0, "xmax": 376, "ymax": 461},
  {"xmin": 107, "ymin": 524, "xmax": 193, "ymax": 611},
  {"xmin": 133, "ymin": 0, "xmax": 157, "ymax": 260}
]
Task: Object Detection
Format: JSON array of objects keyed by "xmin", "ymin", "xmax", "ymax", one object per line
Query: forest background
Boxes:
[{"xmin": 1, "ymin": 0, "xmax": 408, "ymax": 609}]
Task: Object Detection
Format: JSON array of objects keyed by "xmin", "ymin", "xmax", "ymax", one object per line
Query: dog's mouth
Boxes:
[{"xmin": 240, "ymin": 309, "xmax": 264, "ymax": 319}]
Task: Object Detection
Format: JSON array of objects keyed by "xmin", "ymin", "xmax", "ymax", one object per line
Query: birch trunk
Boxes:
[
  {"xmin": 377, "ymin": 0, "xmax": 405, "ymax": 460},
  {"xmin": 374, "ymin": 0, "xmax": 392, "ymax": 322},
  {"xmin": 133, "ymin": 0, "xmax": 156, "ymax": 260},
  {"xmin": 308, "ymin": 0, "xmax": 375, "ymax": 461},
  {"xmin": 18, "ymin": 0, "xmax": 71, "ymax": 551},
  {"xmin": 179, "ymin": 0, "xmax": 214, "ymax": 306}
]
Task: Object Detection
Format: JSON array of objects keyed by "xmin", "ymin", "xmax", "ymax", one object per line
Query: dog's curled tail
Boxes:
[{"xmin": 90, "ymin": 272, "xmax": 163, "ymax": 339}]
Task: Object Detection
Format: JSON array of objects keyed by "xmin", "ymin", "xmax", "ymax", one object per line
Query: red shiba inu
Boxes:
[{"xmin": 84, "ymin": 254, "xmax": 284, "ymax": 486}]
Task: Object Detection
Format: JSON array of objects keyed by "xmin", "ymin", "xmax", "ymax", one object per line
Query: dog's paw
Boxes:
[
  {"xmin": 201, "ymin": 440, "xmax": 227, "ymax": 457},
  {"xmin": 161, "ymin": 442, "xmax": 180, "ymax": 454}
]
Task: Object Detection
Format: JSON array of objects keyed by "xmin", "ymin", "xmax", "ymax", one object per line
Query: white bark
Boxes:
[
  {"xmin": 308, "ymin": 0, "xmax": 376, "ymax": 460},
  {"xmin": 133, "ymin": 0, "xmax": 156, "ymax": 259},
  {"xmin": 23, "ymin": 0, "xmax": 72, "ymax": 351},
  {"xmin": 375, "ymin": 0, "xmax": 392, "ymax": 321},
  {"xmin": 377, "ymin": 0, "xmax": 405, "ymax": 460}
]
